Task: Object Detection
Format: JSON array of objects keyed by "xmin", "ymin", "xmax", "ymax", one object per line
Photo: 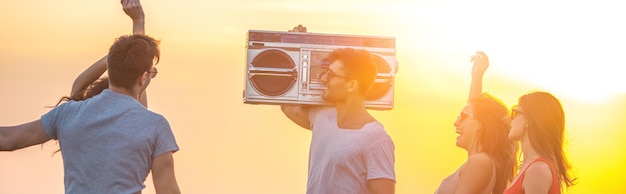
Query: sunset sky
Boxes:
[{"xmin": 1, "ymin": 0, "xmax": 625, "ymax": 193}]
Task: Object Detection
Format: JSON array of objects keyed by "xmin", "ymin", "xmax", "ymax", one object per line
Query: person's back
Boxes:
[{"xmin": 41, "ymin": 89, "xmax": 177, "ymax": 193}]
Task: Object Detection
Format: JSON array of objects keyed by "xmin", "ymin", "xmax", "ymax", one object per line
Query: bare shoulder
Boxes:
[
  {"xmin": 456, "ymin": 152, "xmax": 494, "ymax": 194},
  {"xmin": 525, "ymin": 161, "xmax": 553, "ymax": 181},
  {"xmin": 467, "ymin": 152, "xmax": 493, "ymax": 167},
  {"xmin": 522, "ymin": 161, "xmax": 553, "ymax": 192},
  {"xmin": 462, "ymin": 152, "xmax": 493, "ymax": 174}
]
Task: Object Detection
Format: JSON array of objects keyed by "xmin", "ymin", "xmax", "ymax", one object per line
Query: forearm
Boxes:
[
  {"xmin": 0, "ymin": 121, "xmax": 51, "ymax": 151},
  {"xmin": 0, "ymin": 127, "xmax": 10, "ymax": 151},
  {"xmin": 468, "ymin": 76, "xmax": 483, "ymax": 102},
  {"xmin": 71, "ymin": 55, "xmax": 108, "ymax": 99},
  {"xmin": 132, "ymin": 17, "xmax": 145, "ymax": 35}
]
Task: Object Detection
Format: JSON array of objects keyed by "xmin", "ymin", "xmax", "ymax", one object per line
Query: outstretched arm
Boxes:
[
  {"xmin": 0, "ymin": 120, "xmax": 51, "ymax": 151},
  {"xmin": 468, "ymin": 51, "xmax": 489, "ymax": 102}
]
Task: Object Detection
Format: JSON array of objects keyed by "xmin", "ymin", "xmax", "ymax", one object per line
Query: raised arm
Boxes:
[
  {"xmin": 280, "ymin": 104, "xmax": 312, "ymax": 130},
  {"xmin": 122, "ymin": 0, "xmax": 145, "ymax": 35},
  {"xmin": 70, "ymin": 0, "xmax": 147, "ymax": 105},
  {"xmin": 70, "ymin": 56, "xmax": 108, "ymax": 100},
  {"xmin": 0, "ymin": 120, "xmax": 51, "ymax": 151},
  {"xmin": 279, "ymin": 25, "xmax": 312, "ymax": 130},
  {"xmin": 121, "ymin": 0, "xmax": 148, "ymax": 106},
  {"xmin": 468, "ymin": 51, "xmax": 489, "ymax": 102}
]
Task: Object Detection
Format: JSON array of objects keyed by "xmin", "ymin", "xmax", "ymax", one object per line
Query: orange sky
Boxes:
[{"xmin": 1, "ymin": 1, "xmax": 625, "ymax": 193}]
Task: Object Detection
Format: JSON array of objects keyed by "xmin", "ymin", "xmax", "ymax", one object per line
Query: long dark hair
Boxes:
[
  {"xmin": 519, "ymin": 92, "xmax": 577, "ymax": 190},
  {"xmin": 470, "ymin": 93, "xmax": 518, "ymax": 194}
]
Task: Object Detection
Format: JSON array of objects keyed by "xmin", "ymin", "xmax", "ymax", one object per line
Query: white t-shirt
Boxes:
[{"xmin": 307, "ymin": 107, "xmax": 395, "ymax": 194}]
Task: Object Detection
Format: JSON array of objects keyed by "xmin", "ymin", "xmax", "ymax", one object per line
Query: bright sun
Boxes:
[{"xmin": 385, "ymin": 1, "xmax": 626, "ymax": 104}]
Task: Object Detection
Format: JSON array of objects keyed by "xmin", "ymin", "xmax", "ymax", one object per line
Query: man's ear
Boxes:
[
  {"xmin": 139, "ymin": 71, "xmax": 149, "ymax": 86},
  {"xmin": 347, "ymin": 80, "xmax": 359, "ymax": 93}
]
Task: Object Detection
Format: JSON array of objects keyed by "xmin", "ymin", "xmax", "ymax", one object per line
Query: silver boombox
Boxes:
[{"xmin": 243, "ymin": 30, "xmax": 398, "ymax": 110}]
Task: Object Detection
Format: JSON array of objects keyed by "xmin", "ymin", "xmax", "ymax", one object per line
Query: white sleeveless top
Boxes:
[{"xmin": 434, "ymin": 159, "xmax": 497, "ymax": 194}]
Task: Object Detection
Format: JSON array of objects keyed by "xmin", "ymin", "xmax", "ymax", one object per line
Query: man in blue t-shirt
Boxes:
[{"xmin": 0, "ymin": 26, "xmax": 180, "ymax": 194}]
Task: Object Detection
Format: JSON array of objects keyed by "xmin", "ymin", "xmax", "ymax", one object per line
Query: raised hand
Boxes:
[
  {"xmin": 121, "ymin": 0, "xmax": 145, "ymax": 34},
  {"xmin": 288, "ymin": 24, "xmax": 307, "ymax": 32},
  {"xmin": 470, "ymin": 51, "xmax": 489, "ymax": 79},
  {"xmin": 468, "ymin": 51, "xmax": 489, "ymax": 101}
]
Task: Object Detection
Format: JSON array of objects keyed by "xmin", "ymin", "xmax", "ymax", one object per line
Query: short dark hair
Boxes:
[
  {"xmin": 325, "ymin": 48, "xmax": 377, "ymax": 96},
  {"xmin": 107, "ymin": 34, "xmax": 160, "ymax": 89}
]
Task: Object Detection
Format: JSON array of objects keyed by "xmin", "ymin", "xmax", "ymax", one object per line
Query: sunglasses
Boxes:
[
  {"xmin": 319, "ymin": 68, "xmax": 348, "ymax": 80},
  {"xmin": 456, "ymin": 112, "xmax": 475, "ymax": 123},
  {"xmin": 147, "ymin": 67, "xmax": 158, "ymax": 78},
  {"xmin": 511, "ymin": 108, "xmax": 525, "ymax": 119}
]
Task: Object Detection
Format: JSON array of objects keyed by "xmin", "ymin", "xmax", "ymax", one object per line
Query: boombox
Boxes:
[{"xmin": 243, "ymin": 30, "xmax": 398, "ymax": 110}]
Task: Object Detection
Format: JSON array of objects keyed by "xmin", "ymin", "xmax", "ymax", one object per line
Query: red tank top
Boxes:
[{"xmin": 503, "ymin": 157, "xmax": 560, "ymax": 194}]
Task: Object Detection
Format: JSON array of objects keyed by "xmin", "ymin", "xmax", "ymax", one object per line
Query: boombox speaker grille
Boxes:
[
  {"xmin": 249, "ymin": 49, "xmax": 296, "ymax": 97},
  {"xmin": 365, "ymin": 55, "xmax": 393, "ymax": 101}
]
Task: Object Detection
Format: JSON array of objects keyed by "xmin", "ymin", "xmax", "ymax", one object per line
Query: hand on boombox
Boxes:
[{"xmin": 288, "ymin": 24, "xmax": 307, "ymax": 32}]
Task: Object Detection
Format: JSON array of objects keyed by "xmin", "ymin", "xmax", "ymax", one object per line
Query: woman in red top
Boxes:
[{"xmin": 504, "ymin": 92, "xmax": 577, "ymax": 194}]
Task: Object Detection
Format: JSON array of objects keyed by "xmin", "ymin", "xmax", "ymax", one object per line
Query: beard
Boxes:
[{"xmin": 321, "ymin": 87, "xmax": 347, "ymax": 103}]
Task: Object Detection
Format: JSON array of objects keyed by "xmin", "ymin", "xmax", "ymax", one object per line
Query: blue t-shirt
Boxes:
[{"xmin": 41, "ymin": 89, "xmax": 179, "ymax": 194}]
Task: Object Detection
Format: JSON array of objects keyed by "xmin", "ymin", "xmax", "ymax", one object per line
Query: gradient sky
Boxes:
[{"xmin": 1, "ymin": 0, "xmax": 625, "ymax": 193}]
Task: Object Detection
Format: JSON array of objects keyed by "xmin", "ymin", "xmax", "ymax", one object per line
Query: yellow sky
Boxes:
[{"xmin": 1, "ymin": 0, "xmax": 625, "ymax": 193}]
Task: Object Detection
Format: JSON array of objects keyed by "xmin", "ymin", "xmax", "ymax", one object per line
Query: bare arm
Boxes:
[
  {"xmin": 70, "ymin": 56, "xmax": 108, "ymax": 100},
  {"xmin": 71, "ymin": 0, "xmax": 147, "ymax": 102},
  {"xmin": 151, "ymin": 152, "xmax": 181, "ymax": 194},
  {"xmin": 0, "ymin": 120, "xmax": 51, "ymax": 151},
  {"xmin": 124, "ymin": 0, "xmax": 148, "ymax": 107},
  {"xmin": 468, "ymin": 51, "xmax": 489, "ymax": 102},
  {"xmin": 279, "ymin": 25, "xmax": 312, "ymax": 129},
  {"xmin": 122, "ymin": 0, "xmax": 145, "ymax": 35},
  {"xmin": 280, "ymin": 104, "xmax": 312, "ymax": 130},
  {"xmin": 522, "ymin": 162, "xmax": 553, "ymax": 194},
  {"xmin": 454, "ymin": 153, "xmax": 493, "ymax": 194},
  {"xmin": 368, "ymin": 179, "xmax": 395, "ymax": 194}
]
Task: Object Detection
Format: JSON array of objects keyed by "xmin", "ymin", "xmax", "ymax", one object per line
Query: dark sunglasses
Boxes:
[
  {"xmin": 456, "ymin": 112, "xmax": 475, "ymax": 123},
  {"xmin": 147, "ymin": 67, "xmax": 158, "ymax": 78},
  {"xmin": 511, "ymin": 108, "xmax": 525, "ymax": 119},
  {"xmin": 319, "ymin": 68, "xmax": 348, "ymax": 80}
]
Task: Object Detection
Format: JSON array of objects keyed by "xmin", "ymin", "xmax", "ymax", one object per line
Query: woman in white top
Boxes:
[{"xmin": 435, "ymin": 51, "xmax": 518, "ymax": 194}]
